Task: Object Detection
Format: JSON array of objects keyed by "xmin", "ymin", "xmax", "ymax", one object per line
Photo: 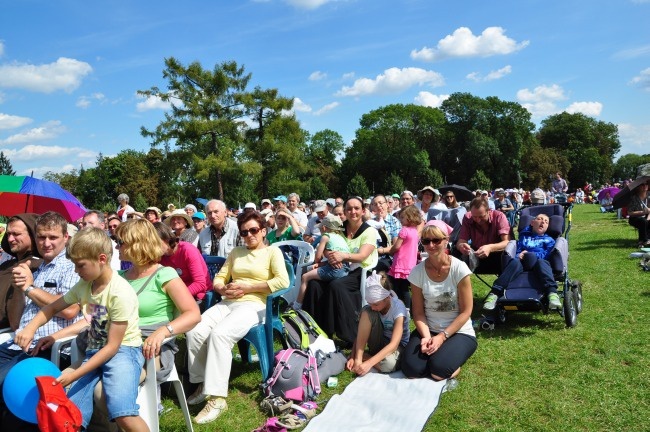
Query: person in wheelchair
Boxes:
[{"xmin": 483, "ymin": 214, "xmax": 561, "ymax": 310}]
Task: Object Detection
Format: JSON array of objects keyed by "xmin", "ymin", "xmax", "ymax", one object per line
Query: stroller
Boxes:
[{"xmin": 487, "ymin": 202, "xmax": 583, "ymax": 328}]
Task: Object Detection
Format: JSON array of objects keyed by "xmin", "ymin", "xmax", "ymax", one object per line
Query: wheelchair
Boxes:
[{"xmin": 486, "ymin": 202, "xmax": 583, "ymax": 328}]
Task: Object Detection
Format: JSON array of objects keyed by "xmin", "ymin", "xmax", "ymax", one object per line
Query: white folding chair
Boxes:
[
  {"xmin": 0, "ymin": 328, "xmax": 74, "ymax": 367},
  {"xmin": 272, "ymin": 240, "xmax": 315, "ymax": 305}
]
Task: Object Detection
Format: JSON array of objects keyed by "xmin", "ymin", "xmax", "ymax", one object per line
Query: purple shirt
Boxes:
[{"xmin": 459, "ymin": 209, "xmax": 510, "ymax": 249}]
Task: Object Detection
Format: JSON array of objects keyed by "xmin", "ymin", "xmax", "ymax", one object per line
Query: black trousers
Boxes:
[{"xmin": 303, "ymin": 267, "xmax": 363, "ymax": 344}]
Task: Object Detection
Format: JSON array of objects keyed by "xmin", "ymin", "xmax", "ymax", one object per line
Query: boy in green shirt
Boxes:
[{"xmin": 16, "ymin": 228, "xmax": 147, "ymax": 432}]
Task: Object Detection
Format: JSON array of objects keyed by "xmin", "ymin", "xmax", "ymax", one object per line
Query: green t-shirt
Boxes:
[
  {"xmin": 119, "ymin": 266, "xmax": 179, "ymax": 326},
  {"xmin": 347, "ymin": 223, "xmax": 379, "ymax": 270},
  {"xmin": 63, "ymin": 270, "xmax": 142, "ymax": 350},
  {"xmin": 266, "ymin": 226, "xmax": 301, "ymax": 244}
]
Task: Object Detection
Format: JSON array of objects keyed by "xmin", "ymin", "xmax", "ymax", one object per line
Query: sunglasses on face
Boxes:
[
  {"xmin": 240, "ymin": 227, "xmax": 262, "ymax": 237},
  {"xmin": 445, "ymin": 195, "xmax": 454, "ymax": 199},
  {"xmin": 421, "ymin": 237, "xmax": 445, "ymax": 246}
]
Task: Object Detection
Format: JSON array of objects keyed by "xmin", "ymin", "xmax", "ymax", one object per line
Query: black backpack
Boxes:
[{"xmin": 281, "ymin": 309, "xmax": 328, "ymax": 350}]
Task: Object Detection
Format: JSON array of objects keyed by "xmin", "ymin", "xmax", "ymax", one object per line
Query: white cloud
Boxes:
[
  {"xmin": 292, "ymin": 97, "xmax": 312, "ymax": 112},
  {"xmin": 414, "ymin": 91, "xmax": 450, "ymax": 108},
  {"xmin": 613, "ymin": 44, "xmax": 650, "ymax": 60},
  {"xmin": 630, "ymin": 67, "xmax": 650, "ymax": 91},
  {"xmin": 285, "ymin": 0, "xmax": 332, "ymax": 9},
  {"xmin": 336, "ymin": 67, "xmax": 444, "ymax": 97},
  {"xmin": 76, "ymin": 93, "xmax": 106, "ymax": 109},
  {"xmin": 309, "ymin": 71, "xmax": 327, "ymax": 81},
  {"xmin": 467, "ymin": 65, "xmax": 512, "ymax": 82},
  {"xmin": 0, "ymin": 120, "xmax": 66, "ymax": 146},
  {"xmin": 0, "ymin": 41, "xmax": 4, "ymax": 57},
  {"xmin": 20, "ymin": 164, "xmax": 78, "ymax": 177},
  {"xmin": 1, "ymin": 144, "xmax": 96, "ymax": 162},
  {"xmin": 411, "ymin": 27, "xmax": 529, "ymax": 62},
  {"xmin": 0, "ymin": 113, "xmax": 32, "ymax": 130},
  {"xmin": 314, "ymin": 102, "xmax": 339, "ymax": 116},
  {"xmin": 517, "ymin": 84, "xmax": 603, "ymax": 118},
  {"xmin": 0, "ymin": 57, "xmax": 92, "ymax": 93},
  {"xmin": 135, "ymin": 93, "xmax": 172, "ymax": 111},
  {"xmin": 617, "ymin": 123, "xmax": 650, "ymax": 155},
  {"xmin": 566, "ymin": 101, "xmax": 603, "ymax": 117},
  {"xmin": 342, "ymin": 72, "xmax": 355, "ymax": 80}
]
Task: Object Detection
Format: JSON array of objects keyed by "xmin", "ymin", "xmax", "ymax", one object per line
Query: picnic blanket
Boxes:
[{"xmin": 304, "ymin": 371, "xmax": 446, "ymax": 432}]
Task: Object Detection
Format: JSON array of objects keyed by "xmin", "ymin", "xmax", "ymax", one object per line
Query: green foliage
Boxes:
[
  {"xmin": 613, "ymin": 153, "xmax": 650, "ymax": 181},
  {"xmin": 469, "ymin": 169, "xmax": 491, "ymax": 191},
  {"xmin": 520, "ymin": 142, "xmax": 570, "ymax": 190},
  {"xmin": 538, "ymin": 112, "xmax": 620, "ymax": 187},
  {"xmin": 340, "ymin": 104, "xmax": 447, "ymax": 193},
  {"xmin": 440, "ymin": 93, "xmax": 535, "ymax": 187},
  {"xmin": 382, "ymin": 173, "xmax": 406, "ymax": 196},
  {"xmin": 0, "ymin": 151, "xmax": 16, "ymax": 176},
  {"xmin": 346, "ymin": 174, "xmax": 370, "ymax": 198}
]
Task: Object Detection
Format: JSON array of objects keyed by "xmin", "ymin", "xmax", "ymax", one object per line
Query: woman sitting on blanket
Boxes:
[
  {"xmin": 401, "ymin": 223, "xmax": 477, "ymax": 381},
  {"xmin": 346, "ymin": 271, "xmax": 409, "ymax": 376}
]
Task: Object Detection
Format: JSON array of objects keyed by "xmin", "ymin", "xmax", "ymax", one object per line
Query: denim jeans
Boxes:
[{"xmin": 67, "ymin": 346, "xmax": 144, "ymax": 427}]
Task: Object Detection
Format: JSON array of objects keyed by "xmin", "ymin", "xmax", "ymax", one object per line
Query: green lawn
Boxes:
[{"xmin": 160, "ymin": 204, "xmax": 650, "ymax": 431}]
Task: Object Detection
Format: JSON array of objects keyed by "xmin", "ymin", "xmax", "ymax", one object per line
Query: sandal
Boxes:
[
  {"xmin": 276, "ymin": 414, "xmax": 306, "ymax": 430},
  {"xmin": 290, "ymin": 401, "xmax": 317, "ymax": 419},
  {"xmin": 260, "ymin": 396, "xmax": 293, "ymax": 416},
  {"xmin": 252, "ymin": 417, "xmax": 288, "ymax": 432}
]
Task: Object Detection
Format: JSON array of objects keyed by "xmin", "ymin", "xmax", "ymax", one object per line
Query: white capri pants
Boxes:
[{"xmin": 186, "ymin": 300, "xmax": 266, "ymax": 397}]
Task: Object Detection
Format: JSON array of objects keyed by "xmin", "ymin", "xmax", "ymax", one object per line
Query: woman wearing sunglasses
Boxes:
[
  {"xmin": 185, "ymin": 210, "xmax": 289, "ymax": 424},
  {"xmin": 400, "ymin": 223, "xmax": 477, "ymax": 384}
]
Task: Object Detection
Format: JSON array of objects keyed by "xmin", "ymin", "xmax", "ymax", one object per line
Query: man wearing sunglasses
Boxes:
[{"xmin": 456, "ymin": 197, "xmax": 510, "ymax": 274}]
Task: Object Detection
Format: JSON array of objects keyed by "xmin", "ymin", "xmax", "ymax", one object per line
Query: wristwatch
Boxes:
[
  {"xmin": 165, "ymin": 324, "xmax": 175, "ymax": 336},
  {"xmin": 442, "ymin": 330, "xmax": 450, "ymax": 339},
  {"xmin": 24, "ymin": 285, "xmax": 36, "ymax": 297}
]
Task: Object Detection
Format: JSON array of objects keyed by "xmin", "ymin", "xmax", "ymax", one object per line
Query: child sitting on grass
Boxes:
[
  {"xmin": 15, "ymin": 228, "xmax": 147, "ymax": 432},
  {"xmin": 346, "ymin": 271, "xmax": 409, "ymax": 376},
  {"xmin": 293, "ymin": 214, "xmax": 350, "ymax": 310}
]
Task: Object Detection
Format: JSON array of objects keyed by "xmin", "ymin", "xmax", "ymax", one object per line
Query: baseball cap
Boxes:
[
  {"xmin": 273, "ymin": 195, "xmax": 287, "ymax": 203},
  {"xmin": 244, "ymin": 202, "xmax": 256, "ymax": 210},
  {"xmin": 313, "ymin": 200, "xmax": 327, "ymax": 212},
  {"xmin": 261, "ymin": 199, "xmax": 272, "ymax": 206},
  {"xmin": 192, "ymin": 211, "xmax": 206, "ymax": 221}
]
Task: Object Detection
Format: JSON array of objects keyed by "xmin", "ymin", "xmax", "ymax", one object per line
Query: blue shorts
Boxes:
[
  {"xmin": 67, "ymin": 346, "xmax": 144, "ymax": 427},
  {"xmin": 317, "ymin": 262, "xmax": 350, "ymax": 281}
]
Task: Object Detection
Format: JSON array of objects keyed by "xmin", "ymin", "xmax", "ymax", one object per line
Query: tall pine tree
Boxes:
[{"xmin": 0, "ymin": 152, "xmax": 16, "ymax": 175}]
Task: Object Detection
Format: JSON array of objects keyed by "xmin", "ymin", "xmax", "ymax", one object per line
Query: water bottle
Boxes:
[{"xmin": 443, "ymin": 378, "xmax": 459, "ymax": 393}]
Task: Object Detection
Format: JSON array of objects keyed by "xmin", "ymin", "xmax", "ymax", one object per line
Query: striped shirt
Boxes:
[{"xmin": 10, "ymin": 249, "xmax": 82, "ymax": 350}]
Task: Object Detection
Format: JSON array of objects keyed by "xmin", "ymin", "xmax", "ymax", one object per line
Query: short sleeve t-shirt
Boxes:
[
  {"xmin": 64, "ymin": 270, "xmax": 142, "ymax": 350},
  {"xmin": 380, "ymin": 296, "xmax": 410, "ymax": 347},
  {"xmin": 407, "ymin": 257, "xmax": 475, "ymax": 337},
  {"xmin": 346, "ymin": 223, "xmax": 378, "ymax": 270},
  {"xmin": 119, "ymin": 266, "xmax": 179, "ymax": 326}
]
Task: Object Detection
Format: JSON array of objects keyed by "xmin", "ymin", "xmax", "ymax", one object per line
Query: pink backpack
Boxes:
[{"xmin": 263, "ymin": 348, "xmax": 321, "ymax": 402}]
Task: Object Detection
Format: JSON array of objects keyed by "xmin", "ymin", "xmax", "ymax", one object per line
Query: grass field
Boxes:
[{"xmin": 160, "ymin": 204, "xmax": 650, "ymax": 432}]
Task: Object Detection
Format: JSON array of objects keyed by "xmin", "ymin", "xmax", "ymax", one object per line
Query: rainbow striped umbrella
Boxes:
[{"xmin": 0, "ymin": 175, "xmax": 87, "ymax": 222}]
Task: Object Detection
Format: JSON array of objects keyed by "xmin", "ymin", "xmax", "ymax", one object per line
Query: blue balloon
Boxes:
[{"xmin": 3, "ymin": 357, "xmax": 61, "ymax": 424}]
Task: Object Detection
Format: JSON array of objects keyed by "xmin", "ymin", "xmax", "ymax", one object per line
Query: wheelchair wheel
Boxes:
[
  {"xmin": 563, "ymin": 288, "xmax": 578, "ymax": 327},
  {"xmin": 572, "ymin": 280, "xmax": 583, "ymax": 314}
]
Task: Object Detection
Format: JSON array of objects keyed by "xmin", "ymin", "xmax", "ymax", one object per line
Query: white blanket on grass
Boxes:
[{"xmin": 304, "ymin": 371, "xmax": 446, "ymax": 432}]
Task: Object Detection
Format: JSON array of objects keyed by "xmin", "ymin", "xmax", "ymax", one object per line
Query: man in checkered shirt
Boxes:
[{"xmin": 0, "ymin": 211, "xmax": 82, "ymax": 390}]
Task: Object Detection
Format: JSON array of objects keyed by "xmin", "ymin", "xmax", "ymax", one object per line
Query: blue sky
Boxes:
[{"xmin": 1, "ymin": 0, "xmax": 648, "ymax": 177}]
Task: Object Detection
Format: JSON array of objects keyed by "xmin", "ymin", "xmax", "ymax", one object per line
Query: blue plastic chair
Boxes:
[
  {"xmin": 201, "ymin": 255, "xmax": 226, "ymax": 312},
  {"xmin": 237, "ymin": 260, "xmax": 295, "ymax": 380}
]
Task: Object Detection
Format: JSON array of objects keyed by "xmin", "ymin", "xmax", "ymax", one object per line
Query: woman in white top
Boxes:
[{"xmin": 402, "ymin": 224, "xmax": 477, "ymax": 381}]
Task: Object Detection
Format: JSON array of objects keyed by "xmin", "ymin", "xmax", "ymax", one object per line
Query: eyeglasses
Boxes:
[
  {"xmin": 240, "ymin": 227, "xmax": 262, "ymax": 237},
  {"xmin": 444, "ymin": 195, "xmax": 454, "ymax": 199},
  {"xmin": 421, "ymin": 237, "xmax": 445, "ymax": 245}
]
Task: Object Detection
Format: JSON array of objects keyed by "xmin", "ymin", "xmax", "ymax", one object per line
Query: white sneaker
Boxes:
[
  {"xmin": 548, "ymin": 293, "xmax": 561, "ymax": 310},
  {"xmin": 483, "ymin": 293, "xmax": 498, "ymax": 310},
  {"xmin": 194, "ymin": 397, "xmax": 228, "ymax": 424},
  {"xmin": 187, "ymin": 384, "xmax": 207, "ymax": 406}
]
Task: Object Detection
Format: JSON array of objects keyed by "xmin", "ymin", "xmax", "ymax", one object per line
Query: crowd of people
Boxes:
[{"xmin": 0, "ymin": 170, "xmax": 647, "ymax": 429}]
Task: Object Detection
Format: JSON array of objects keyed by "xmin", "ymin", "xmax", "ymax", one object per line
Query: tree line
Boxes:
[{"xmin": 22, "ymin": 58, "xmax": 646, "ymax": 211}]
